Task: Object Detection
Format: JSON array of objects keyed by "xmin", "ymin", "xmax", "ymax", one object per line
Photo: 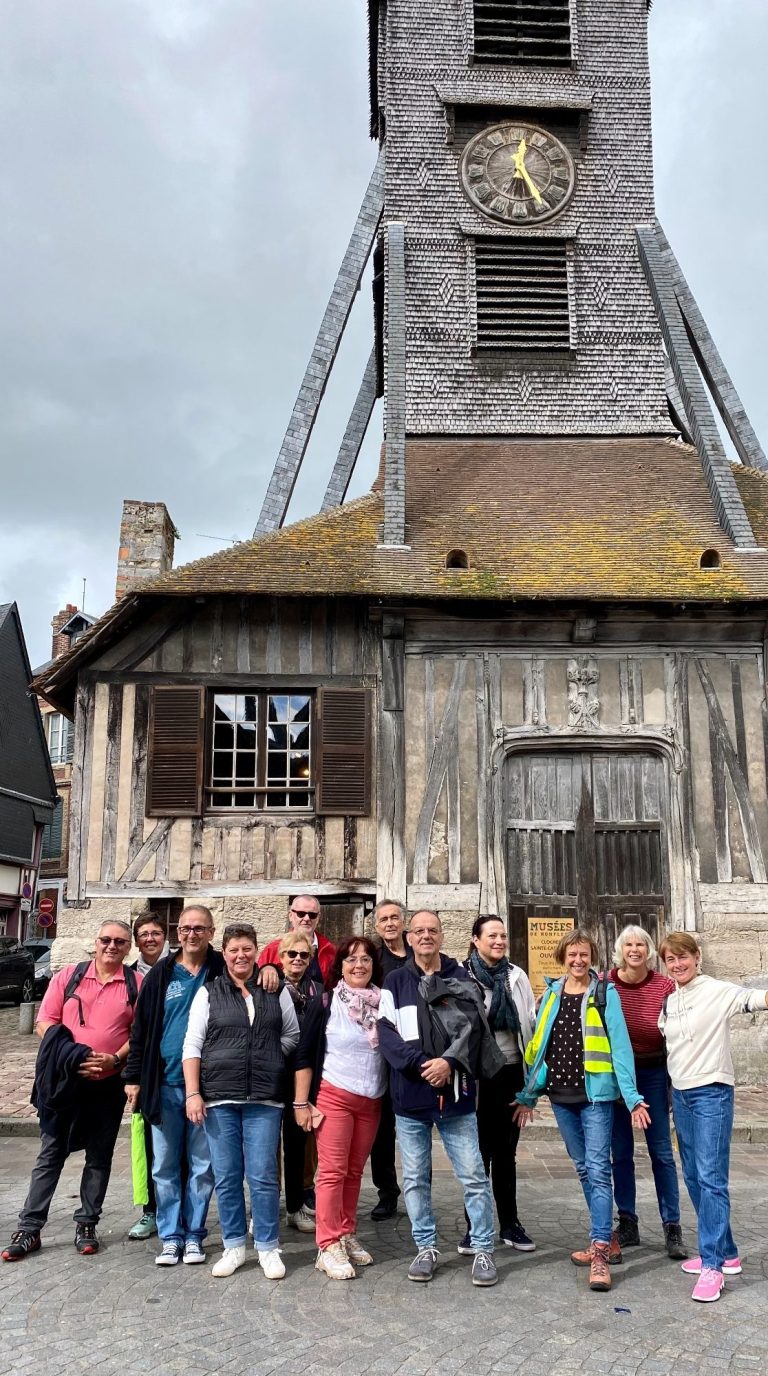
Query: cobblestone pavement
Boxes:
[{"xmin": 0, "ymin": 1134, "xmax": 767, "ymax": 1376}]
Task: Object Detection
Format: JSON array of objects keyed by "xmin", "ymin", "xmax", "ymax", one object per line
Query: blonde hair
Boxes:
[
  {"xmin": 612, "ymin": 924, "xmax": 657, "ymax": 971},
  {"xmin": 277, "ymin": 930, "xmax": 312, "ymax": 958},
  {"xmin": 554, "ymin": 927, "xmax": 598, "ymax": 966}
]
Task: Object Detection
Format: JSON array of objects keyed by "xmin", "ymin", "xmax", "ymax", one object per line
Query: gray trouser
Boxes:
[{"xmin": 18, "ymin": 1076, "xmax": 126, "ymax": 1232}]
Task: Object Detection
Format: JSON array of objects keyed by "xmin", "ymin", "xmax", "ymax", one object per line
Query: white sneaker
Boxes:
[
  {"xmin": 286, "ymin": 1205, "xmax": 316, "ymax": 1234},
  {"xmin": 341, "ymin": 1233, "xmax": 373, "ymax": 1266},
  {"xmin": 258, "ymin": 1248, "xmax": 286, "ymax": 1280},
  {"xmin": 315, "ymin": 1242, "xmax": 355, "ymax": 1280},
  {"xmin": 155, "ymin": 1241, "xmax": 181, "ymax": 1267},
  {"xmin": 211, "ymin": 1245, "xmax": 247, "ymax": 1278}
]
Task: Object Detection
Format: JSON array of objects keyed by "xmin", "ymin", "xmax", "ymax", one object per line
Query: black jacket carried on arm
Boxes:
[
  {"xmin": 31, "ymin": 1025, "xmax": 93, "ymax": 1140},
  {"xmin": 123, "ymin": 947, "xmax": 224, "ymax": 1125}
]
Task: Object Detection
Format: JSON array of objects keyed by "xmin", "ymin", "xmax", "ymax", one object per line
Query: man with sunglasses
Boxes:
[
  {"xmin": 124, "ymin": 905, "xmax": 223, "ymax": 1267},
  {"xmin": 2, "ymin": 920, "xmax": 142, "ymax": 1263},
  {"xmin": 258, "ymin": 895, "xmax": 336, "ymax": 986}
]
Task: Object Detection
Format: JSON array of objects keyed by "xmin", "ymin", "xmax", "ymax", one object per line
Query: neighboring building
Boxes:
[
  {"xmin": 34, "ymin": 605, "xmax": 97, "ymax": 932},
  {"xmin": 35, "ymin": 5, "xmax": 768, "ymax": 1076},
  {"xmin": 0, "ymin": 604, "xmax": 58, "ymax": 939}
]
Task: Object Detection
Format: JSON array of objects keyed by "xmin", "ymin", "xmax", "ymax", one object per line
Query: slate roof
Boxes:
[{"xmin": 106, "ymin": 438, "xmax": 768, "ymax": 603}]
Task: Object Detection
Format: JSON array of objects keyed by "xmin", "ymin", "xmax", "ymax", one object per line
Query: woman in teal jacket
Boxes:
[{"xmin": 513, "ymin": 927, "xmax": 649, "ymax": 1292}]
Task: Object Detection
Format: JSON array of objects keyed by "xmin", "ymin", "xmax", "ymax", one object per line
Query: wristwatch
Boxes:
[{"xmin": 112, "ymin": 1054, "xmax": 121, "ymax": 1070}]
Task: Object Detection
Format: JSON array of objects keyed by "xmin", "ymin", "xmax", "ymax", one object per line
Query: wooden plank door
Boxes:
[{"xmin": 506, "ymin": 751, "xmax": 668, "ymax": 973}]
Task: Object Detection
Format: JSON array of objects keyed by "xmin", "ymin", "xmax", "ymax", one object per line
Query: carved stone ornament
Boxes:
[
  {"xmin": 567, "ymin": 656, "xmax": 600, "ymax": 730},
  {"xmin": 460, "ymin": 122, "xmax": 576, "ymax": 226}
]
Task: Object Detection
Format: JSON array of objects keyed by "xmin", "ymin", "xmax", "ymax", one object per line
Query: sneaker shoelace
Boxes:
[
  {"xmin": 417, "ymin": 1248, "xmax": 439, "ymax": 1263},
  {"xmin": 474, "ymin": 1252, "xmax": 493, "ymax": 1270}
]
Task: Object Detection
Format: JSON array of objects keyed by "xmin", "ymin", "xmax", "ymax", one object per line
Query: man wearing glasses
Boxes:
[
  {"xmin": 2, "ymin": 921, "xmax": 142, "ymax": 1263},
  {"xmin": 124, "ymin": 905, "xmax": 223, "ymax": 1267},
  {"xmin": 258, "ymin": 895, "xmax": 336, "ymax": 986}
]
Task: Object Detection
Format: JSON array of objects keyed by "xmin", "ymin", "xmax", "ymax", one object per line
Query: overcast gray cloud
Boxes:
[{"xmin": 1, "ymin": 0, "xmax": 766, "ymax": 667}]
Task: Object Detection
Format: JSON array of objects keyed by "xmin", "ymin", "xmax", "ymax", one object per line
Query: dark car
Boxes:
[
  {"xmin": 0, "ymin": 938, "xmax": 35, "ymax": 1004},
  {"xmin": 23, "ymin": 939, "xmax": 53, "ymax": 997}
]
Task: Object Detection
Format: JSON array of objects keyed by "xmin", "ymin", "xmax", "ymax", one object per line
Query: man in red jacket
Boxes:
[{"xmin": 258, "ymin": 895, "xmax": 336, "ymax": 986}]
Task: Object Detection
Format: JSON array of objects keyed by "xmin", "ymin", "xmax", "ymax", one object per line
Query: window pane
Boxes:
[
  {"xmin": 267, "ymin": 751, "xmax": 288, "ymax": 782},
  {"xmin": 211, "ymin": 791, "xmax": 233, "ymax": 808},
  {"xmin": 214, "ymin": 695, "xmax": 237, "ymax": 723},
  {"xmin": 212, "ymin": 751, "xmax": 231, "ymax": 781},
  {"xmin": 235, "ymin": 722, "xmax": 257, "ymax": 749},
  {"xmin": 290, "ymin": 751, "xmax": 311, "ymax": 780},
  {"xmin": 290, "ymin": 723, "xmax": 310, "ymax": 749},
  {"xmin": 267, "ymin": 790, "xmax": 288, "ymax": 808},
  {"xmin": 289, "ymin": 695, "xmax": 311, "ymax": 722},
  {"xmin": 266, "ymin": 723, "xmax": 287, "ymax": 750},
  {"xmin": 236, "ymin": 761, "xmax": 257, "ymax": 785},
  {"xmin": 268, "ymin": 695, "xmax": 290, "ymax": 723}
]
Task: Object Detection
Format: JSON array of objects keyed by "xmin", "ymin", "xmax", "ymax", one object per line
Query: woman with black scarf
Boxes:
[{"xmin": 461, "ymin": 916, "xmax": 537, "ymax": 1253}]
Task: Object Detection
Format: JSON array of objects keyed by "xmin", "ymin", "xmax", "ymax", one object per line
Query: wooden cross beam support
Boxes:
[
  {"xmin": 637, "ymin": 223, "xmax": 759, "ymax": 550},
  {"xmin": 253, "ymin": 152, "xmax": 385, "ymax": 537},
  {"xmin": 321, "ymin": 347, "xmax": 378, "ymax": 510}
]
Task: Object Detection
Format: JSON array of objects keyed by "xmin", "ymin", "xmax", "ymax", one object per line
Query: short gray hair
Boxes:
[
  {"xmin": 374, "ymin": 898, "xmax": 404, "ymax": 920},
  {"xmin": 612, "ymin": 924, "xmax": 657, "ymax": 971},
  {"xmin": 97, "ymin": 919, "xmax": 132, "ymax": 939}
]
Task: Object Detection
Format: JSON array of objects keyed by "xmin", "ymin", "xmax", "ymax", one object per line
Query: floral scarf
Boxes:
[{"xmin": 335, "ymin": 978, "xmax": 381, "ymax": 1048}]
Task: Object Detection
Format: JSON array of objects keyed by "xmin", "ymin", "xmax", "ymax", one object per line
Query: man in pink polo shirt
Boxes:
[{"xmin": 2, "ymin": 920, "xmax": 142, "ymax": 1263}]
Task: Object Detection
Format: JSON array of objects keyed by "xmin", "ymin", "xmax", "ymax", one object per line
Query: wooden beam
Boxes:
[
  {"xmin": 68, "ymin": 680, "xmax": 95, "ymax": 902},
  {"xmin": 321, "ymin": 347, "xmax": 378, "ymax": 510},
  {"xmin": 100, "ymin": 685, "xmax": 123, "ymax": 884},
  {"xmin": 381, "ymin": 222, "xmax": 407, "ymax": 547},
  {"xmin": 86, "ymin": 879, "xmax": 377, "ymax": 898},
  {"xmin": 407, "ymin": 883, "xmax": 481, "ymax": 912},
  {"xmin": 695, "ymin": 659, "xmax": 767, "ymax": 883},
  {"xmin": 412, "ymin": 660, "xmax": 468, "ymax": 884},
  {"xmin": 117, "ymin": 818, "xmax": 173, "ymax": 885},
  {"xmin": 377, "ymin": 617, "xmax": 406, "ymax": 900},
  {"xmin": 254, "ymin": 151, "xmax": 385, "ymax": 535}
]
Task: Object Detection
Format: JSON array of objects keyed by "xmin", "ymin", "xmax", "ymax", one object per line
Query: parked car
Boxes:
[
  {"xmin": 0, "ymin": 938, "xmax": 35, "ymax": 1005},
  {"xmin": 23, "ymin": 939, "xmax": 53, "ymax": 997}
]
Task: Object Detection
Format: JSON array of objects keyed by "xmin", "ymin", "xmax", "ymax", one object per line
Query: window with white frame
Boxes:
[
  {"xmin": 208, "ymin": 691, "xmax": 312, "ymax": 810},
  {"xmin": 47, "ymin": 713, "xmax": 74, "ymax": 764}
]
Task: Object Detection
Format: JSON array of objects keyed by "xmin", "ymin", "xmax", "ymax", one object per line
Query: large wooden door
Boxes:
[{"xmin": 506, "ymin": 751, "xmax": 667, "ymax": 971}]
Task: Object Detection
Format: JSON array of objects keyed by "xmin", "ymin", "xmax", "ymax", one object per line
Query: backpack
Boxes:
[
  {"xmin": 593, "ymin": 972, "xmax": 610, "ymax": 1037},
  {"xmin": 63, "ymin": 960, "xmax": 139, "ymax": 1026}
]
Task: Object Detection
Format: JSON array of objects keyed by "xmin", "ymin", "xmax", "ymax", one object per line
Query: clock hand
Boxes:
[{"xmin": 513, "ymin": 139, "xmax": 544, "ymax": 206}]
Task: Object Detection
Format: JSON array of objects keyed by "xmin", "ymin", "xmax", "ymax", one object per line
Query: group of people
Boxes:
[{"xmin": 3, "ymin": 895, "xmax": 766, "ymax": 1305}]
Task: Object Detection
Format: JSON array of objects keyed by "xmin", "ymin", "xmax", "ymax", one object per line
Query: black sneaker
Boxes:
[
  {"xmin": 616, "ymin": 1214, "xmax": 640, "ymax": 1248},
  {"xmin": 664, "ymin": 1222, "xmax": 688, "ymax": 1260},
  {"xmin": 457, "ymin": 1230, "xmax": 474, "ymax": 1255},
  {"xmin": 2, "ymin": 1230, "xmax": 41, "ymax": 1263},
  {"xmin": 75, "ymin": 1224, "xmax": 99, "ymax": 1256},
  {"xmin": 500, "ymin": 1223, "xmax": 536, "ymax": 1252},
  {"xmin": 303, "ymin": 1188, "xmax": 316, "ymax": 1216},
  {"xmin": 371, "ymin": 1195, "xmax": 398, "ymax": 1221}
]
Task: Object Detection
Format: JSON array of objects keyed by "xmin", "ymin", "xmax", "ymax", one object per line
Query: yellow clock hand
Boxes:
[{"xmin": 513, "ymin": 139, "xmax": 544, "ymax": 206}]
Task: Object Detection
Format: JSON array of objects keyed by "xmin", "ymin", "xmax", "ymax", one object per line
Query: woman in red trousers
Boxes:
[{"xmin": 293, "ymin": 936, "xmax": 385, "ymax": 1280}]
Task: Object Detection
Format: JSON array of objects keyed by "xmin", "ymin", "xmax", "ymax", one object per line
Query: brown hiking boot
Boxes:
[
  {"xmin": 571, "ymin": 1232, "xmax": 622, "ymax": 1267},
  {"xmin": 589, "ymin": 1241, "xmax": 612, "ymax": 1291}
]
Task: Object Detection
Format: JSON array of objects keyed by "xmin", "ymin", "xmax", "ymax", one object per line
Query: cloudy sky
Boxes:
[{"xmin": 2, "ymin": 0, "xmax": 767, "ymax": 666}]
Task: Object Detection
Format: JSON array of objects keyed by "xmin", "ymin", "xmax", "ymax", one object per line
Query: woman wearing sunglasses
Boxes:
[
  {"xmin": 277, "ymin": 931, "xmax": 321, "ymax": 1234},
  {"xmin": 293, "ymin": 936, "xmax": 386, "ymax": 1280}
]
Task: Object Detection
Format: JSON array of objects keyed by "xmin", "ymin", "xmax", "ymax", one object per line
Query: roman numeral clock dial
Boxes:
[{"xmin": 460, "ymin": 123, "xmax": 576, "ymax": 225}]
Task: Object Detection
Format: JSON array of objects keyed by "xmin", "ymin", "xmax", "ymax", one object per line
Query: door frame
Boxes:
[{"xmin": 485, "ymin": 728, "xmax": 696, "ymax": 935}]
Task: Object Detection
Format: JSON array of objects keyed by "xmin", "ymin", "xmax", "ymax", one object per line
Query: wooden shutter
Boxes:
[
  {"xmin": 316, "ymin": 687, "xmax": 372, "ymax": 816},
  {"xmin": 146, "ymin": 686, "xmax": 205, "ymax": 817}
]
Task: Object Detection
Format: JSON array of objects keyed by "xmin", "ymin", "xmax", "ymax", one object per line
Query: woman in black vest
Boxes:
[{"xmin": 182, "ymin": 923, "xmax": 299, "ymax": 1280}]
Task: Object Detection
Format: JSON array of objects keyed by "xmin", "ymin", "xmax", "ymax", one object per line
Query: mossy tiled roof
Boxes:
[{"xmin": 145, "ymin": 438, "xmax": 768, "ymax": 602}]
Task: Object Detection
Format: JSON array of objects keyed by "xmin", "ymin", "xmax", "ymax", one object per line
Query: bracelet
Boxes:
[
  {"xmin": 186, "ymin": 1092, "xmax": 202, "ymax": 1100},
  {"xmin": 292, "ymin": 1101, "xmax": 309, "ymax": 1108}
]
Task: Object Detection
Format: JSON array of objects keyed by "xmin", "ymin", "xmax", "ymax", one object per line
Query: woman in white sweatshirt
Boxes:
[{"xmin": 658, "ymin": 931, "xmax": 768, "ymax": 1305}]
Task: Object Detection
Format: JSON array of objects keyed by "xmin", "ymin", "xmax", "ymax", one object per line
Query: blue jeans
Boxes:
[
  {"xmin": 552, "ymin": 1100, "xmax": 614, "ymax": 1244},
  {"xmin": 395, "ymin": 1112, "xmax": 494, "ymax": 1252},
  {"xmin": 205, "ymin": 1102, "xmax": 283, "ymax": 1250},
  {"xmin": 151, "ymin": 1083, "xmax": 215, "ymax": 1246},
  {"xmin": 672, "ymin": 1083, "xmax": 737, "ymax": 1271},
  {"xmin": 612, "ymin": 1064, "xmax": 681, "ymax": 1226}
]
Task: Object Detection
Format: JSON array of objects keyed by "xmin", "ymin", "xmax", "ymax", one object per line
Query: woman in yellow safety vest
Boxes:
[{"xmin": 513, "ymin": 927, "xmax": 649, "ymax": 1294}]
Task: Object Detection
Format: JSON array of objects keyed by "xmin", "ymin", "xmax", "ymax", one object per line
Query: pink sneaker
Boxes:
[
  {"xmin": 691, "ymin": 1268, "xmax": 724, "ymax": 1303},
  {"xmin": 681, "ymin": 1256, "xmax": 742, "ymax": 1275}
]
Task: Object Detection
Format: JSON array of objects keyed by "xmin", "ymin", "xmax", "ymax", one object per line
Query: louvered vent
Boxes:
[
  {"xmin": 475, "ymin": 237, "xmax": 571, "ymax": 351},
  {"xmin": 473, "ymin": 1, "xmax": 572, "ymax": 67}
]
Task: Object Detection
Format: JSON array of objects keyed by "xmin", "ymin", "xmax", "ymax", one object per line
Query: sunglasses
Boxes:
[
  {"xmin": 284, "ymin": 950, "xmax": 311, "ymax": 962},
  {"xmin": 290, "ymin": 909, "xmax": 319, "ymax": 920},
  {"xmin": 97, "ymin": 936, "xmax": 130, "ymax": 948}
]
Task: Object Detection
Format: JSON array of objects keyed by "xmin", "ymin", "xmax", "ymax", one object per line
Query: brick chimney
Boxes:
[
  {"xmin": 115, "ymin": 501, "xmax": 178, "ymax": 601},
  {"xmin": 51, "ymin": 604, "xmax": 79, "ymax": 659}
]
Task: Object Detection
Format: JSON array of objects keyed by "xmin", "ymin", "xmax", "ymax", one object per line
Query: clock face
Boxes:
[{"xmin": 460, "ymin": 122, "xmax": 576, "ymax": 225}]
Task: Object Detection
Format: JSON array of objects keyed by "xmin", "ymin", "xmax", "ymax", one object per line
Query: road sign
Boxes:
[
  {"xmin": 38, "ymin": 897, "xmax": 55, "ymax": 916},
  {"xmin": 38, "ymin": 911, "xmax": 54, "ymax": 928},
  {"xmin": 22, "ymin": 882, "xmax": 33, "ymax": 900}
]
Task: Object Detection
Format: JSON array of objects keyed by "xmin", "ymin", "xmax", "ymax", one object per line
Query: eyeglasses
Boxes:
[
  {"xmin": 285, "ymin": 950, "xmax": 311, "ymax": 962},
  {"xmin": 290, "ymin": 909, "xmax": 319, "ymax": 920},
  {"xmin": 97, "ymin": 937, "xmax": 130, "ymax": 948},
  {"xmin": 343, "ymin": 955, "xmax": 373, "ymax": 966},
  {"xmin": 177, "ymin": 925, "xmax": 211, "ymax": 937}
]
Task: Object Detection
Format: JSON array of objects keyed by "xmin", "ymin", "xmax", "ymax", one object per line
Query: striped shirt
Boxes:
[{"xmin": 608, "ymin": 968, "xmax": 674, "ymax": 1060}]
